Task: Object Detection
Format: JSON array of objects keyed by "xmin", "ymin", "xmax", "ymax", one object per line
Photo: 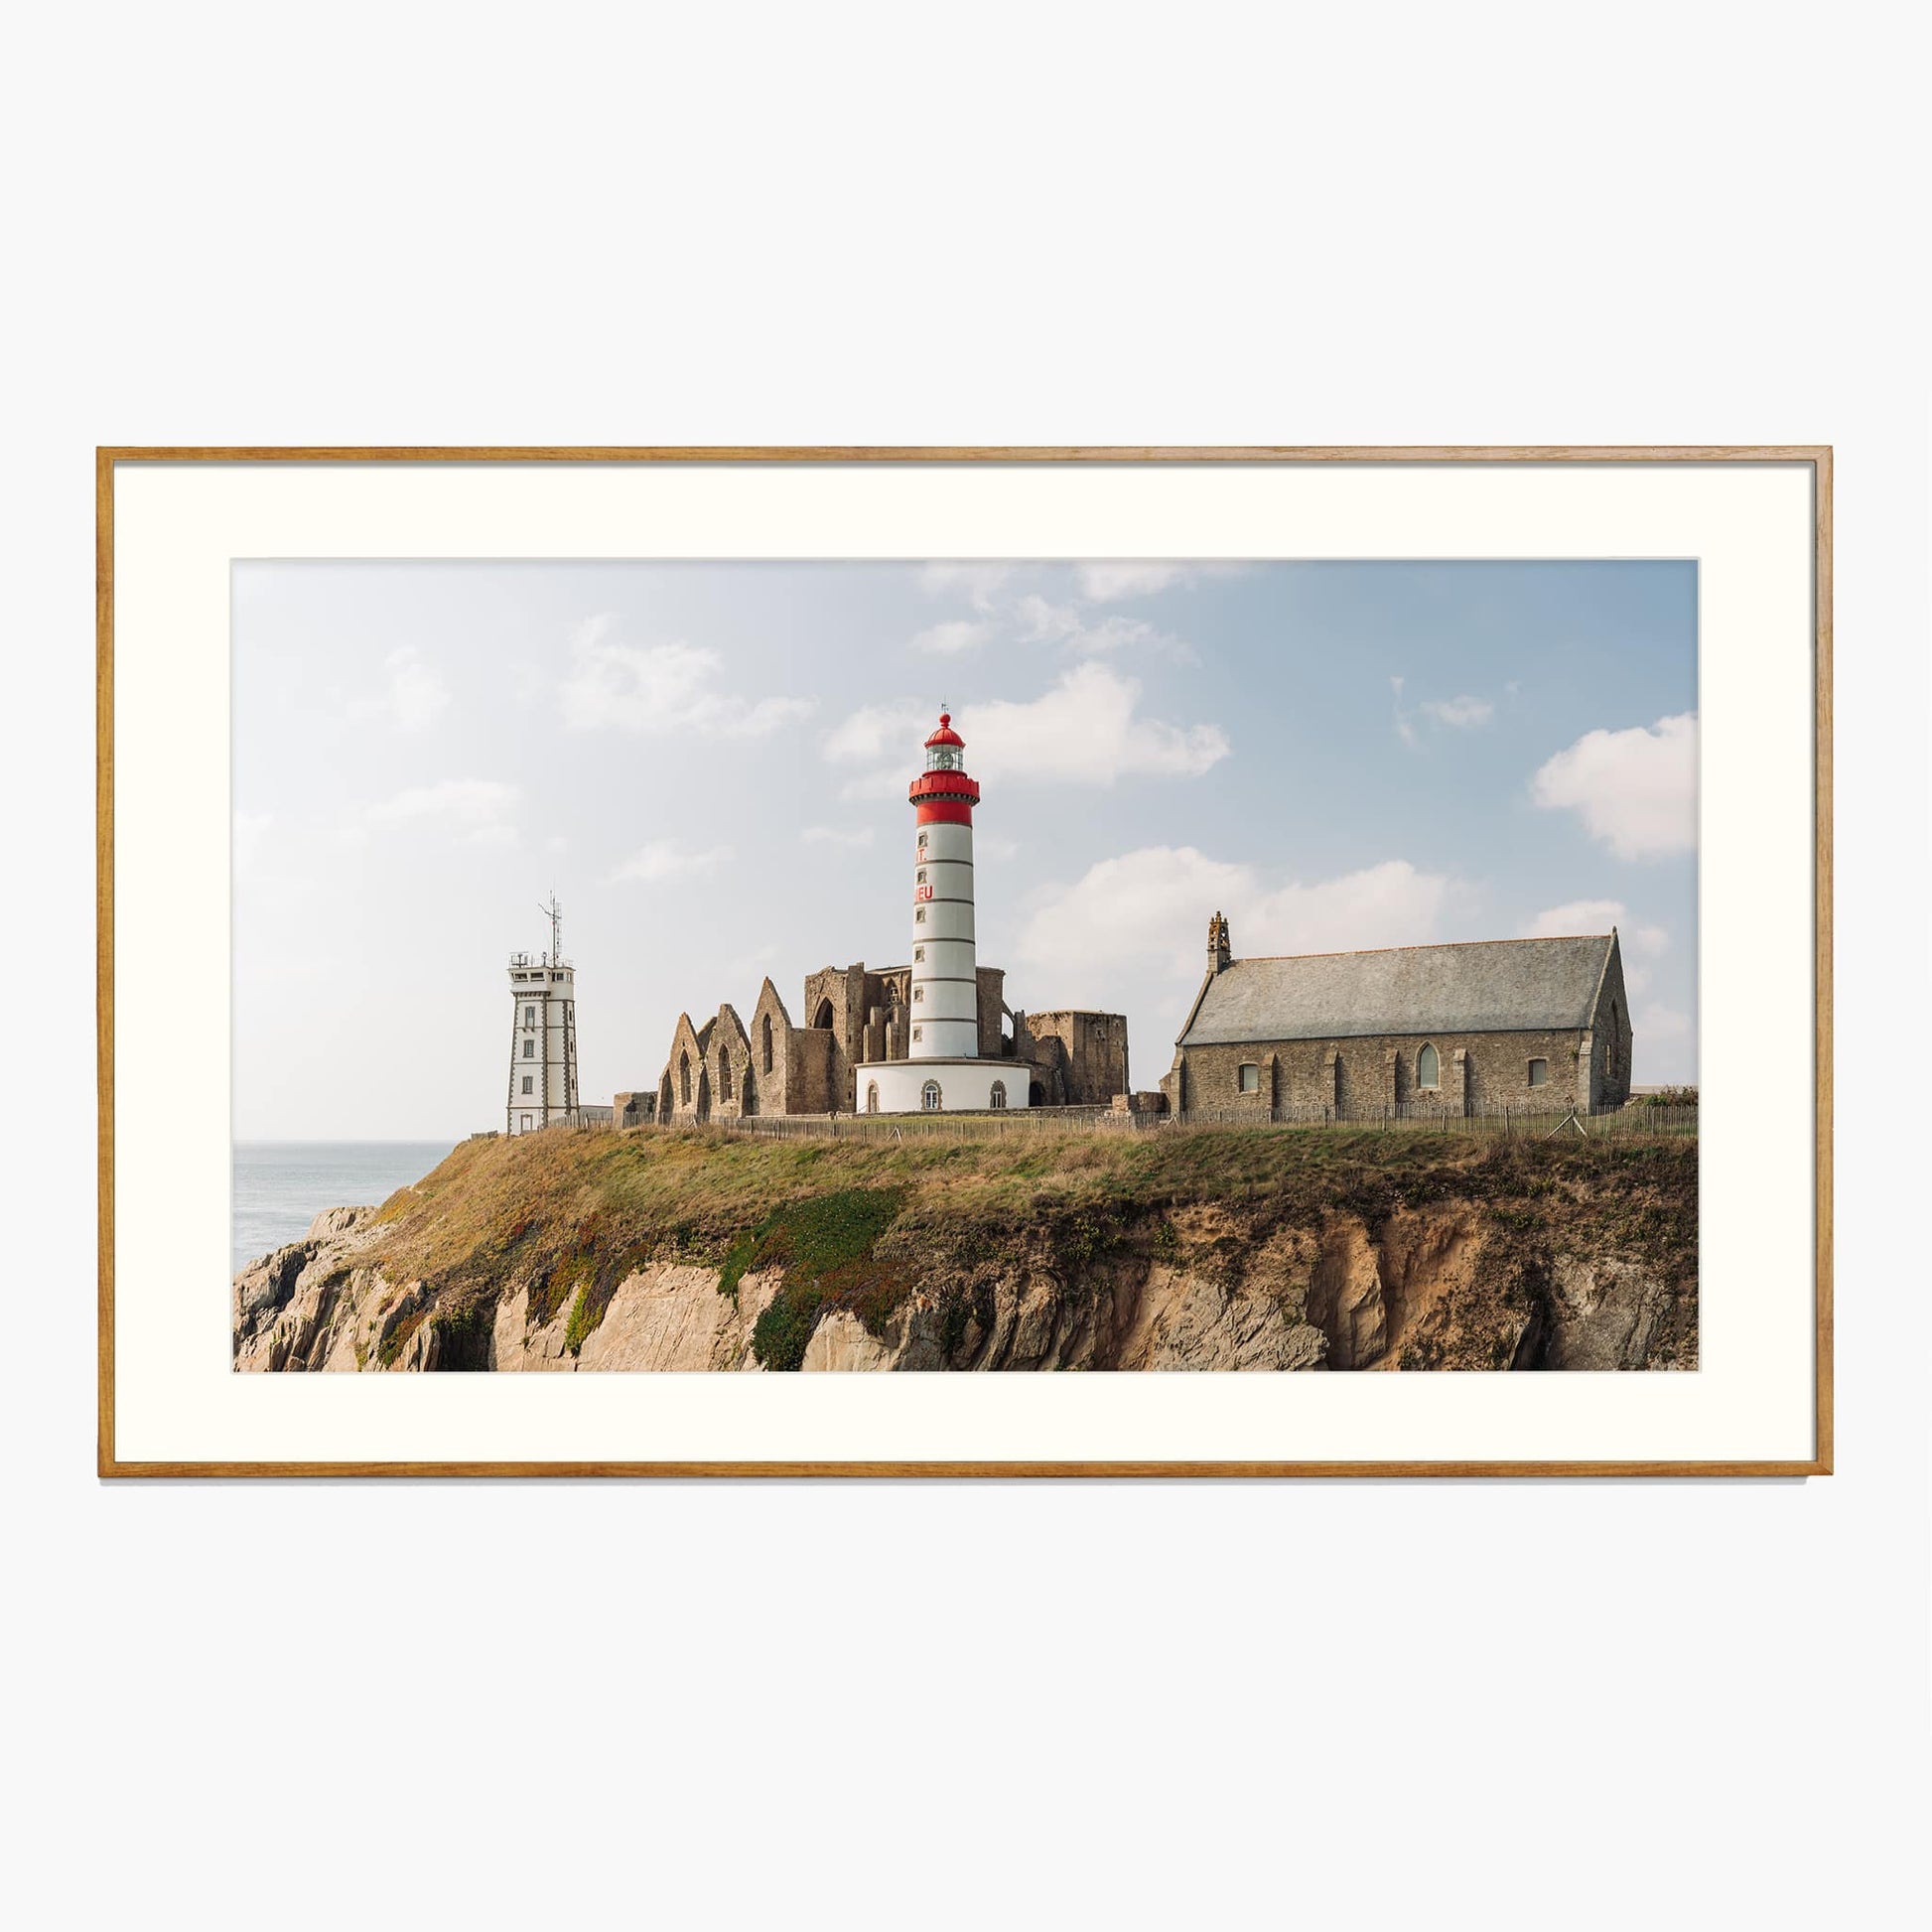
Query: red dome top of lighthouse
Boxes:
[{"xmin": 909, "ymin": 706, "xmax": 979, "ymax": 820}]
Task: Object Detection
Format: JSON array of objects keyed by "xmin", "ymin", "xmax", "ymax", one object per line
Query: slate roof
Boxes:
[{"xmin": 1178, "ymin": 934, "xmax": 1616, "ymax": 1045}]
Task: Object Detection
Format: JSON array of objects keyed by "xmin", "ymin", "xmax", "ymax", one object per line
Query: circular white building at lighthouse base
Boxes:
[{"xmin": 858, "ymin": 1058, "xmax": 1032, "ymax": 1115}]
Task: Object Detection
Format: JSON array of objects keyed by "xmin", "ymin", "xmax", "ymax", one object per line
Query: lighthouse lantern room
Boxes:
[{"xmin": 858, "ymin": 709, "xmax": 1030, "ymax": 1113}]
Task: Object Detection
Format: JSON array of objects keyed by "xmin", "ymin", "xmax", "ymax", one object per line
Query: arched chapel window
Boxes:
[
  {"xmin": 990, "ymin": 1080, "xmax": 1007, "ymax": 1109},
  {"xmin": 1417, "ymin": 1042, "xmax": 1440, "ymax": 1090},
  {"xmin": 679, "ymin": 1052, "xmax": 690, "ymax": 1104},
  {"xmin": 866, "ymin": 1082, "xmax": 879, "ymax": 1114},
  {"xmin": 761, "ymin": 1014, "xmax": 773, "ymax": 1074},
  {"xmin": 921, "ymin": 1080, "xmax": 942, "ymax": 1111}
]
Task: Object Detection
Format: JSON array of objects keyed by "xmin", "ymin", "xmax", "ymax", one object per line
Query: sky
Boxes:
[{"xmin": 233, "ymin": 558, "xmax": 1699, "ymax": 1139}]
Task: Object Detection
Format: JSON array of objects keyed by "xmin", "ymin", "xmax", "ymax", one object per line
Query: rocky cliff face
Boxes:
[{"xmin": 232, "ymin": 1128, "xmax": 1697, "ymax": 1373}]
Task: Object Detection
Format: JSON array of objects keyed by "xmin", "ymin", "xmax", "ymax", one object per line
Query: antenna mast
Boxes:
[{"xmin": 539, "ymin": 892, "xmax": 563, "ymax": 965}]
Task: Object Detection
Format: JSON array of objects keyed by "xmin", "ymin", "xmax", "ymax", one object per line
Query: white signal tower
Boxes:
[{"xmin": 506, "ymin": 893, "xmax": 580, "ymax": 1134}]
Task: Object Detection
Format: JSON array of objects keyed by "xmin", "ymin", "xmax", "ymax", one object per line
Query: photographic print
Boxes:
[{"xmin": 229, "ymin": 553, "xmax": 1701, "ymax": 1377}]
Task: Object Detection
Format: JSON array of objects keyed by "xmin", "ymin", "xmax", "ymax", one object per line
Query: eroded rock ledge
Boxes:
[{"xmin": 233, "ymin": 1129, "xmax": 1696, "ymax": 1374}]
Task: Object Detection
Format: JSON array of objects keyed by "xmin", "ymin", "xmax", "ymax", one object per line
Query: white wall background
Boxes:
[{"xmin": 5, "ymin": 5, "xmax": 1926, "ymax": 1929}]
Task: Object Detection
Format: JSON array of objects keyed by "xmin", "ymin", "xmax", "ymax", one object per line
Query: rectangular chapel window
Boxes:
[{"xmin": 1528, "ymin": 1058, "xmax": 1549, "ymax": 1087}]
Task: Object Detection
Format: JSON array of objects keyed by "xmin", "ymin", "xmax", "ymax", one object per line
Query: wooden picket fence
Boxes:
[{"xmin": 602, "ymin": 1101, "xmax": 1697, "ymax": 1144}]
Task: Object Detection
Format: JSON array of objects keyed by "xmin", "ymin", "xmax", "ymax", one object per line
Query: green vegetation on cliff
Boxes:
[{"xmin": 347, "ymin": 1122, "xmax": 1697, "ymax": 1369}]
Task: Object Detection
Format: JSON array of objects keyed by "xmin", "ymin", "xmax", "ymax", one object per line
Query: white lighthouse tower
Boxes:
[
  {"xmin": 859, "ymin": 708, "xmax": 1028, "ymax": 1113},
  {"xmin": 506, "ymin": 894, "xmax": 581, "ymax": 1134}
]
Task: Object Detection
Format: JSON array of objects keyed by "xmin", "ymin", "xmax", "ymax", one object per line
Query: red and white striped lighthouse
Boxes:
[
  {"xmin": 858, "ymin": 706, "xmax": 1029, "ymax": 1113},
  {"xmin": 906, "ymin": 709, "xmax": 980, "ymax": 1061}
]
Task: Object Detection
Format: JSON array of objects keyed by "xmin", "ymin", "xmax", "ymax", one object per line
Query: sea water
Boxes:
[{"xmin": 232, "ymin": 1142, "xmax": 457, "ymax": 1273}]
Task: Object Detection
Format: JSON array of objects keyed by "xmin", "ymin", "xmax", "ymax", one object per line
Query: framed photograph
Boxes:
[{"xmin": 96, "ymin": 446, "xmax": 1830, "ymax": 1476}]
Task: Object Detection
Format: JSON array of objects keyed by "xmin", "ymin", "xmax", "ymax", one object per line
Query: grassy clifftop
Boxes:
[{"xmin": 347, "ymin": 1123, "xmax": 1698, "ymax": 1371}]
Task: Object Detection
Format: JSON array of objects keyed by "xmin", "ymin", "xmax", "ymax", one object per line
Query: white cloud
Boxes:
[
  {"xmin": 1074, "ymin": 562, "xmax": 1251, "ymax": 602},
  {"xmin": 1076, "ymin": 562, "xmax": 1190, "ymax": 602},
  {"xmin": 800, "ymin": 825, "xmax": 875, "ymax": 850},
  {"xmin": 822, "ymin": 699, "xmax": 932, "ymax": 768},
  {"xmin": 355, "ymin": 647, "xmax": 450, "ymax": 733},
  {"xmin": 612, "ymin": 838, "xmax": 733, "ymax": 883},
  {"xmin": 918, "ymin": 563, "xmax": 1011, "ymax": 611},
  {"xmin": 1421, "ymin": 694, "xmax": 1494, "ymax": 729},
  {"xmin": 960, "ymin": 664, "xmax": 1229, "ymax": 788},
  {"xmin": 1519, "ymin": 898, "xmax": 1628, "ymax": 939},
  {"xmin": 362, "ymin": 778, "xmax": 520, "ymax": 849},
  {"xmin": 560, "ymin": 615, "xmax": 812, "ymax": 739},
  {"xmin": 823, "ymin": 666, "xmax": 1228, "ymax": 795},
  {"xmin": 367, "ymin": 779, "xmax": 517, "ymax": 825},
  {"xmin": 1014, "ymin": 596, "xmax": 1185, "ymax": 658},
  {"xmin": 1393, "ymin": 681, "xmax": 1493, "ymax": 742},
  {"xmin": 909, "ymin": 620, "xmax": 994, "ymax": 656},
  {"xmin": 1532, "ymin": 713, "xmax": 1698, "ymax": 859},
  {"xmin": 1017, "ymin": 846, "xmax": 1455, "ymax": 985}
]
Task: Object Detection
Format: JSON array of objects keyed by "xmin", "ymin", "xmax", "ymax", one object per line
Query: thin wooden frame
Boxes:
[{"xmin": 96, "ymin": 445, "xmax": 1833, "ymax": 1478}]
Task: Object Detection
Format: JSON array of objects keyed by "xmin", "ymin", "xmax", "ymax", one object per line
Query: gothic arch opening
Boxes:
[
  {"xmin": 678, "ymin": 1050, "xmax": 691, "ymax": 1106},
  {"xmin": 812, "ymin": 998, "xmax": 835, "ymax": 1031},
  {"xmin": 761, "ymin": 1012, "xmax": 774, "ymax": 1073}
]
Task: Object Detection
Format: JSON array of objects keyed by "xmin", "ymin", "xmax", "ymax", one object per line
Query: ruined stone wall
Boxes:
[
  {"xmin": 652, "ymin": 957, "xmax": 1105, "ymax": 1118},
  {"xmin": 975, "ymin": 968, "xmax": 1007, "ymax": 1057},
  {"xmin": 1023, "ymin": 1035, "xmax": 1069, "ymax": 1105},
  {"xmin": 802, "ymin": 963, "xmax": 869, "ymax": 1109},
  {"xmin": 704, "ymin": 1005, "xmax": 754, "ymax": 1120},
  {"xmin": 659, "ymin": 1013, "xmax": 713, "ymax": 1124},
  {"xmin": 786, "ymin": 1028, "xmax": 839, "ymax": 1112},
  {"xmin": 746, "ymin": 980, "xmax": 794, "ymax": 1117},
  {"xmin": 1018, "ymin": 1010, "xmax": 1129, "ymax": 1105}
]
